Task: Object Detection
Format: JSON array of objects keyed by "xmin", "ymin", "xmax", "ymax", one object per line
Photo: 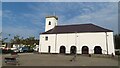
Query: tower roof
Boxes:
[
  {"xmin": 41, "ymin": 23, "xmax": 113, "ymax": 34},
  {"xmin": 46, "ymin": 16, "xmax": 58, "ymax": 20}
]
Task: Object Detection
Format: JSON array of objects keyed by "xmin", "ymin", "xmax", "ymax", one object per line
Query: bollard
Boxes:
[
  {"xmin": 89, "ymin": 54, "xmax": 91, "ymax": 57},
  {"xmin": 111, "ymin": 53, "xmax": 114, "ymax": 57}
]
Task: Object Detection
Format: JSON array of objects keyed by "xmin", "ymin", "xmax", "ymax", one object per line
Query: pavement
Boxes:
[{"xmin": 2, "ymin": 53, "xmax": 119, "ymax": 66}]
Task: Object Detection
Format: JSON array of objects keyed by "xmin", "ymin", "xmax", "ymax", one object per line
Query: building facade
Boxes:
[{"xmin": 39, "ymin": 16, "xmax": 115, "ymax": 55}]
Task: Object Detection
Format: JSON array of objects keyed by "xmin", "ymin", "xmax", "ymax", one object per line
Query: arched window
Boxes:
[{"xmin": 48, "ymin": 21, "xmax": 51, "ymax": 25}]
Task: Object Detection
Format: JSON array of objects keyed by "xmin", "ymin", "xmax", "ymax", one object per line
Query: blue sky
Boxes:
[
  {"xmin": 0, "ymin": 4, "xmax": 1, "ymax": 26},
  {"xmin": 2, "ymin": 2, "xmax": 118, "ymax": 40}
]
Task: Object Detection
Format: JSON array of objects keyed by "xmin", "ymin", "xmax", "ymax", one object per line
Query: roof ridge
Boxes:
[
  {"xmin": 56, "ymin": 23, "xmax": 93, "ymax": 27},
  {"xmin": 91, "ymin": 24, "xmax": 112, "ymax": 31}
]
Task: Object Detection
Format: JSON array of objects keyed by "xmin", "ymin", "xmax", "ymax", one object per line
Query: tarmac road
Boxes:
[{"xmin": 2, "ymin": 53, "xmax": 119, "ymax": 66}]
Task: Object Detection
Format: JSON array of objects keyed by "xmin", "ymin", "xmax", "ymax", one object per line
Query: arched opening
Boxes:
[
  {"xmin": 94, "ymin": 46, "xmax": 102, "ymax": 54},
  {"xmin": 48, "ymin": 21, "xmax": 51, "ymax": 25},
  {"xmin": 70, "ymin": 46, "xmax": 77, "ymax": 54},
  {"xmin": 82, "ymin": 46, "xmax": 89, "ymax": 54},
  {"xmin": 60, "ymin": 46, "xmax": 66, "ymax": 54}
]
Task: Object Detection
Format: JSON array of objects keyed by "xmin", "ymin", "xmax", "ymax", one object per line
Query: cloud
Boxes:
[
  {"xmin": 3, "ymin": 25, "xmax": 40, "ymax": 39},
  {"xmin": 2, "ymin": 10, "xmax": 43, "ymax": 39},
  {"xmin": 0, "ymin": 11, "xmax": 2, "ymax": 34},
  {"xmin": 61, "ymin": 3, "xmax": 118, "ymax": 34},
  {"xmin": 22, "ymin": 13, "xmax": 44, "ymax": 26},
  {"xmin": 27, "ymin": 2, "xmax": 110, "ymax": 24},
  {"xmin": 3, "ymin": 10, "xmax": 17, "ymax": 26},
  {"xmin": 2, "ymin": 2, "xmax": 118, "ymax": 40},
  {"xmin": 2, "ymin": 0, "xmax": 119, "ymax": 2},
  {"xmin": 0, "ymin": 2, "xmax": 2, "ymax": 33},
  {"xmin": 0, "ymin": 10, "xmax": 2, "ymax": 17},
  {"xmin": 118, "ymin": 2, "xmax": 120, "ymax": 34}
]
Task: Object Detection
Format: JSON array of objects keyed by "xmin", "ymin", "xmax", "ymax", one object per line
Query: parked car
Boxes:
[
  {"xmin": 13, "ymin": 49, "xmax": 19, "ymax": 52},
  {"xmin": 2, "ymin": 49, "xmax": 14, "ymax": 54},
  {"xmin": 19, "ymin": 47, "xmax": 29, "ymax": 53},
  {"xmin": 115, "ymin": 49, "xmax": 120, "ymax": 55},
  {"xmin": 33, "ymin": 45, "xmax": 39, "ymax": 52}
]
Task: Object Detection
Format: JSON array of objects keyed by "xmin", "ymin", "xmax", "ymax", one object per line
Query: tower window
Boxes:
[
  {"xmin": 49, "ymin": 21, "xmax": 51, "ymax": 25},
  {"xmin": 45, "ymin": 36, "xmax": 48, "ymax": 41}
]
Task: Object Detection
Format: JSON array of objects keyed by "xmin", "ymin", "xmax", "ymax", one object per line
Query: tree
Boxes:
[
  {"xmin": 1, "ymin": 33, "xmax": 11, "ymax": 44},
  {"xmin": 11, "ymin": 35, "xmax": 39, "ymax": 46},
  {"xmin": 11, "ymin": 35, "xmax": 22, "ymax": 44},
  {"xmin": 114, "ymin": 34, "xmax": 120, "ymax": 49}
]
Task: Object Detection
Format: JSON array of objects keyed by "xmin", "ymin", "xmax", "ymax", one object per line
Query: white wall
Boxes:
[
  {"xmin": 56, "ymin": 33, "xmax": 76, "ymax": 54},
  {"xmin": 56, "ymin": 32, "xmax": 106, "ymax": 54},
  {"xmin": 39, "ymin": 32, "xmax": 115, "ymax": 55},
  {"xmin": 78, "ymin": 32, "xmax": 107, "ymax": 54},
  {"xmin": 45, "ymin": 17, "xmax": 57, "ymax": 32},
  {"xmin": 39, "ymin": 34, "xmax": 56, "ymax": 53},
  {"xmin": 107, "ymin": 32, "xmax": 115, "ymax": 55}
]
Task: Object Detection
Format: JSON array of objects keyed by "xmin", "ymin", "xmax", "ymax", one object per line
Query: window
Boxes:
[
  {"xmin": 45, "ymin": 36, "xmax": 48, "ymax": 41},
  {"xmin": 48, "ymin": 21, "xmax": 51, "ymax": 25}
]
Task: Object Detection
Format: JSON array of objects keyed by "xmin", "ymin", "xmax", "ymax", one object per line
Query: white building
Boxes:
[{"xmin": 39, "ymin": 16, "xmax": 115, "ymax": 55}]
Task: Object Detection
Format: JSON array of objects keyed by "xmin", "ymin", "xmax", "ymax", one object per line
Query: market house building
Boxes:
[{"xmin": 39, "ymin": 16, "xmax": 115, "ymax": 55}]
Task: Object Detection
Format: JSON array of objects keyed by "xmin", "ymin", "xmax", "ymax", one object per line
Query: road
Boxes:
[{"xmin": 2, "ymin": 53, "xmax": 119, "ymax": 66}]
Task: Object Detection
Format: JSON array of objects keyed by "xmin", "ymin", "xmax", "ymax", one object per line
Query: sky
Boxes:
[
  {"xmin": 1, "ymin": 0, "xmax": 120, "ymax": 2},
  {"xmin": 118, "ymin": 2, "xmax": 120, "ymax": 34},
  {"xmin": 0, "ymin": 2, "xmax": 2, "ymax": 41},
  {"xmin": 2, "ymin": 2, "xmax": 118, "ymax": 40}
]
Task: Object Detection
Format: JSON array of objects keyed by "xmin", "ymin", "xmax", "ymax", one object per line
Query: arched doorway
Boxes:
[
  {"xmin": 94, "ymin": 46, "xmax": 102, "ymax": 54},
  {"xmin": 70, "ymin": 46, "xmax": 77, "ymax": 54},
  {"xmin": 82, "ymin": 46, "xmax": 89, "ymax": 54},
  {"xmin": 60, "ymin": 46, "xmax": 66, "ymax": 54}
]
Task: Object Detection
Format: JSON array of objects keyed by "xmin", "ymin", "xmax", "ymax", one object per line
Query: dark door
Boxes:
[
  {"xmin": 60, "ymin": 46, "xmax": 66, "ymax": 54},
  {"xmin": 94, "ymin": 46, "xmax": 102, "ymax": 54},
  {"xmin": 70, "ymin": 46, "xmax": 77, "ymax": 54},
  {"xmin": 82, "ymin": 46, "xmax": 89, "ymax": 54},
  {"xmin": 48, "ymin": 46, "xmax": 51, "ymax": 53}
]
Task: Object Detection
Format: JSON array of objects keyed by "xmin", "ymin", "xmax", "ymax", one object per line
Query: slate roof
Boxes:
[{"xmin": 41, "ymin": 23, "xmax": 113, "ymax": 34}]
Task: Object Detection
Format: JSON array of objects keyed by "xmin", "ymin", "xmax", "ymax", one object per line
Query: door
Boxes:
[
  {"xmin": 70, "ymin": 46, "xmax": 77, "ymax": 54},
  {"xmin": 48, "ymin": 46, "xmax": 51, "ymax": 53},
  {"xmin": 94, "ymin": 46, "xmax": 102, "ymax": 54},
  {"xmin": 60, "ymin": 46, "xmax": 66, "ymax": 54},
  {"xmin": 82, "ymin": 46, "xmax": 89, "ymax": 54}
]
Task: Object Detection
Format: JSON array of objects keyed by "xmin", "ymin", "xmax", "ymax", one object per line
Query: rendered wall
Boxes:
[{"xmin": 39, "ymin": 32, "xmax": 115, "ymax": 55}]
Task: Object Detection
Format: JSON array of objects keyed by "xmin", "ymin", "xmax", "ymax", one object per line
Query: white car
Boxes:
[
  {"xmin": 14, "ymin": 49, "xmax": 19, "ymax": 52},
  {"xmin": 33, "ymin": 45, "xmax": 39, "ymax": 52}
]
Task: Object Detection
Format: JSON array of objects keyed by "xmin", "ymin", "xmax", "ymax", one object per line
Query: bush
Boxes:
[
  {"xmin": 27, "ymin": 49, "xmax": 34, "ymax": 53},
  {"xmin": 2, "ymin": 49, "xmax": 14, "ymax": 54},
  {"xmin": 115, "ymin": 51, "xmax": 120, "ymax": 55}
]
